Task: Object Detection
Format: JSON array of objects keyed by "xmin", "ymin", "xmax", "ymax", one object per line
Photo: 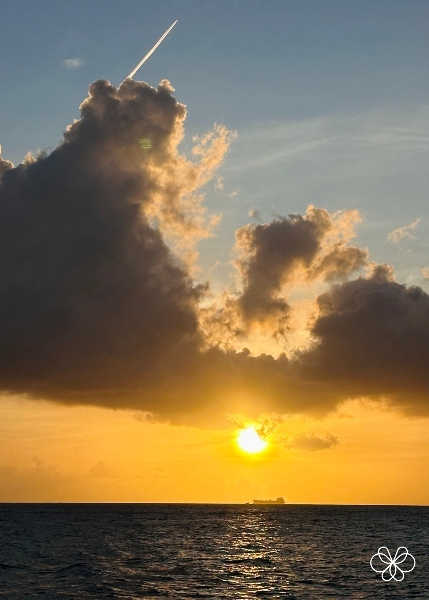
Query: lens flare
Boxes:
[{"xmin": 139, "ymin": 138, "xmax": 152, "ymax": 150}]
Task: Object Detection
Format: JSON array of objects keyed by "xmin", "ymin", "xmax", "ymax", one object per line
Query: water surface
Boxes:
[{"xmin": 0, "ymin": 503, "xmax": 427, "ymax": 598}]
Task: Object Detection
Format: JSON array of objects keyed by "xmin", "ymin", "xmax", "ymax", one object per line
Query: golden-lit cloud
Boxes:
[
  {"xmin": 200, "ymin": 206, "xmax": 368, "ymax": 346},
  {"xmin": 0, "ymin": 145, "xmax": 13, "ymax": 178},
  {"xmin": 233, "ymin": 205, "xmax": 367, "ymax": 331},
  {"xmin": 387, "ymin": 217, "xmax": 422, "ymax": 243}
]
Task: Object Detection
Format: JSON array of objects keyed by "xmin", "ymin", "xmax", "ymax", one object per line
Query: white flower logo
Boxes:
[{"xmin": 370, "ymin": 546, "xmax": 416, "ymax": 581}]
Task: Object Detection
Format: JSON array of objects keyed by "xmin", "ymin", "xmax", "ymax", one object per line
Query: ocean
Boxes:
[{"xmin": 0, "ymin": 503, "xmax": 427, "ymax": 599}]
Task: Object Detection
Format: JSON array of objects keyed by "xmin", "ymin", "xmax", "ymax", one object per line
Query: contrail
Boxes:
[{"xmin": 125, "ymin": 20, "xmax": 178, "ymax": 80}]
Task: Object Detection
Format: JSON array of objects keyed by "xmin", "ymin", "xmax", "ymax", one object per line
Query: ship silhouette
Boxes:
[{"xmin": 252, "ymin": 497, "xmax": 285, "ymax": 505}]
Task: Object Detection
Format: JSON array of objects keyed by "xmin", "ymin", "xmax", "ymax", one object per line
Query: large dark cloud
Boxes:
[
  {"xmin": 295, "ymin": 266, "xmax": 429, "ymax": 413},
  {"xmin": 0, "ymin": 80, "xmax": 204, "ymax": 403},
  {"xmin": 0, "ymin": 81, "xmax": 427, "ymax": 421}
]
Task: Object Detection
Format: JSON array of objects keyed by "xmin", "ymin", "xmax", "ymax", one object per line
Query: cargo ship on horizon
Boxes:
[{"xmin": 252, "ymin": 497, "xmax": 285, "ymax": 505}]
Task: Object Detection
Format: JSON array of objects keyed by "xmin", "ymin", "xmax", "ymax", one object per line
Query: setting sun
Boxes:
[{"xmin": 237, "ymin": 426, "xmax": 268, "ymax": 454}]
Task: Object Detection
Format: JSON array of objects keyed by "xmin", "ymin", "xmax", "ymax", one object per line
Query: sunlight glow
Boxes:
[{"xmin": 237, "ymin": 426, "xmax": 268, "ymax": 454}]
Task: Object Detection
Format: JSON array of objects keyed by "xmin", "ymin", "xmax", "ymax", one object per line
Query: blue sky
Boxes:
[{"xmin": 1, "ymin": 0, "xmax": 428, "ymax": 288}]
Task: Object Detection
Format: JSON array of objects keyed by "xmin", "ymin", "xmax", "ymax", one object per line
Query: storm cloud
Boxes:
[{"xmin": 0, "ymin": 80, "xmax": 427, "ymax": 421}]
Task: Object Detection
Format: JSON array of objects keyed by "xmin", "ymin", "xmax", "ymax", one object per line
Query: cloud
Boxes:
[
  {"xmin": 0, "ymin": 79, "xmax": 232, "ymax": 417},
  {"xmin": 248, "ymin": 208, "xmax": 261, "ymax": 220},
  {"xmin": 237, "ymin": 206, "xmax": 366, "ymax": 293},
  {"xmin": 228, "ymin": 414, "xmax": 284, "ymax": 440},
  {"xmin": 226, "ymin": 107, "xmax": 429, "ymax": 194},
  {"xmin": 0, "ymin": 80, "xmax": 427, "ymax": 423},
  {"xmin": 62, "ymin": 57, "xmax": 85, "ymax": 70},
  {"xmin": 153, "ymin": 119, "xmax": 234, "ymax": 266},
  {"xmin": 0, "ymin": 145, "xmax": 14, "ymax": 179},
  {"xmin": 132, "ymin": 411, "xmax": 159, "ymax": 424},
  {"xmin": 214, "ymin": 176, "xmax": 224, "ymax": 190},
  {"xmin": 284, "ymin": 432, "xmax": 339, "ymax": 451},
  {"xmin": 89, "ymin": 460, "xmax": 120, "ymax": 479},
  {"xmin": 210, "ymin": 206, "xmax": 367, "ymax": 336},
  {"xmin": 387, "ymin": 218, "xmax": 422, "ymax": 243},
  {"xmin": 295, "ymin": 265, "xmax": 429, "ymax": 412},
  {"xmin": 422, "ymin": 267, "xmax": 429, "ymax": 280}
]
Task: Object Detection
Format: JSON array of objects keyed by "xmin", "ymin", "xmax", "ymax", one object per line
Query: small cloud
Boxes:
[
  {"xmin": 132, "ymin": 411, "xmax": 158, "ymax": 423},
  {"xmin": 284, "ymin": 432, "xmax": 339, "ymax": 452},
  {"xmin": 89, "ymin": 461, "xmax": 119, "ymax": 479},
  {"xmin": 387, "ymin": 218, "xmax": 421, "ymax": 244},
  {"xmin": 422, "ymin": 267, "xmax": 429, "ymax": 281},
  {"xmin": 248, "ymin": 208, "xmax": 261, "ymax": 221},
  {"xmin": 62, "ymin": 57, "xmax": 85, "ymax": 70},
  {"xmin": 229, "ymin": 189, "xmax": 238, "ymax": 198},
  {"xmin": 214, "ymin": 176, "xmax": 224, "ymax": 190},
  {"xmin": 207, "ymin": 260, "xmax": 221, "ymax": 275},
  {"xmin": 22, "ymin": 152, "xmax": 38, "ymax": 164},
  {"xmin": 31, "ymin": 456, "xmax": 45, "ymax": 469}
]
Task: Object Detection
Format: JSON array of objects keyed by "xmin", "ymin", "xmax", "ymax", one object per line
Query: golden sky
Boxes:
[
  {"xmin": 1, "ymin": 395, "xmax": 428, "ymax": 504},
  {"xmin": 0, "ymin": 79, "xmax": 427, "ymax": 504}
]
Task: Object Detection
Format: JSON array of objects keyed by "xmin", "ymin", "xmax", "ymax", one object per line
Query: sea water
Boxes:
[{"xmin": 0, "ymin": 503, "xmax": 427, "ymax": 599}]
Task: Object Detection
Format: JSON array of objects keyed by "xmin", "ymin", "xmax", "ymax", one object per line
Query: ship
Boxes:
[{"xmin": 252, "ymin": 497, "xmax": 285, "ymax": 505}]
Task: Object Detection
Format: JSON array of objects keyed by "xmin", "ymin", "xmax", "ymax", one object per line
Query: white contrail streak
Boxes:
[{"xmin": 125, "ymin": 20, "xmax": 178, "ymax": 80}]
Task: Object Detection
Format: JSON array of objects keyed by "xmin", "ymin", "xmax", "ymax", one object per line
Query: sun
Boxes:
[{"xmin": 237, "ymin": 426, "xmax": 268, "ymax": 454}]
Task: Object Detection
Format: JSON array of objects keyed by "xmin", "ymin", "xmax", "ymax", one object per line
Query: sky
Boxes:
[{"xmin": 0, "ymin": 0, "xmax": 428, "ymax": 503}]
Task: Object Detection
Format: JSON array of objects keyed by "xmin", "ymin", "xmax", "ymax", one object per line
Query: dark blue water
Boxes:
[{"xmin": 0, "ymin": 504, "xmax": 427, "ymax": 599}]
